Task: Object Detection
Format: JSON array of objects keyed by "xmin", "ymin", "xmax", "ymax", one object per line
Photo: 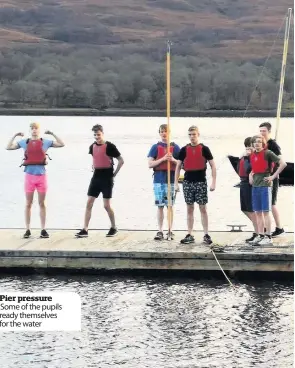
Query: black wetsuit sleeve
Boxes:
[
  {"xmin": 268, "ymin": 140, "xmax": 281, "ymax": 156},
  {"xmin": 244, "ymin": 157, "xmax": 252, "ymax": 174},
  {"xmin": 178, "ymin": 147, "xmax": 186, "ymax": 162},
  {"xmin": 202, "ymin": 146, "xmax": 213, "ymax": 160},
  {"xmin": 106, "ymin": 142, "xmax": 121, "ymax": 158}
]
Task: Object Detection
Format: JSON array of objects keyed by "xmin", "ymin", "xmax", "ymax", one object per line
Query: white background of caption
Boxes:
[{"xmin": 0, "ymin": 292, "xmax": 81, "ymax": 331}]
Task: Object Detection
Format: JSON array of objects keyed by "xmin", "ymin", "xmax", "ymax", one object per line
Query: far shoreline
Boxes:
[{"xmin": 0, "ymin": 108, "xmax": 293, "ymax": 118}]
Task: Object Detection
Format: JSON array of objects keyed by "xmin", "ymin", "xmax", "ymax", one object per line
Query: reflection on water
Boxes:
[{"xmin": 0, "ymin": 275, "xmax": 293, "ymax": 367}]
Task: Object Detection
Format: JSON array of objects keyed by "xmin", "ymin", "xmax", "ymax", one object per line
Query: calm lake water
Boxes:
[
  {"xmin": 0, "ymin": 275, "xmax": 293, "ymax": 368},
  {"xmin": 0, "ymin": 117, "xmax": 293, "ymax": 367},
  {"xmin": 0, "ymin": 116, "xmax": 293, "ymax": 231}
]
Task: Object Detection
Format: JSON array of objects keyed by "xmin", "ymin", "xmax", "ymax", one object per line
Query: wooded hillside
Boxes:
[{"xmin": 0, "ymin": 0, "xmax": 293, "ymax": 110}]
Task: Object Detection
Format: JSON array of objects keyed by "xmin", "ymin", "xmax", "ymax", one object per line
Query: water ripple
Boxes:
[{"xmin": 0, "ymin": 275, "xmax": 293, "ymax": 368}]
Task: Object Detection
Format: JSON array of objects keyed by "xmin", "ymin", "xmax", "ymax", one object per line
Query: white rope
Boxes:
[{"xmin": 211, "ymin": 249, "xmax": 235, "ymax": 287}]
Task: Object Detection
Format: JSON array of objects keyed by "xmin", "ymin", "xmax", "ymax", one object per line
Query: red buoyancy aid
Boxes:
[
  {"xmin": 183, "ymin": 144, "xmax": 206, "ymax": 171},
  {"xmin": 250, "ymin": 150, "xmax": 272, "ymax": 174},
  {"xmin": 92, "ymin": 143, "xmax": 113, "ymax": 169},
  {"xmin": 23, "ymin": 139, "xmax": 47, "ymax": 166},
  {"xmin": 238, "ymin": 157, "xmax": 248, "ymax": 178},
  {"xmin": 154, "ymin": 143, "xmax": 176, "ymax": 171}
]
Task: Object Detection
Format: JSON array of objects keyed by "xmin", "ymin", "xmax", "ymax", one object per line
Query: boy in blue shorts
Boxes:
[
  {"xmin": 148, "ymin": 124, "xmax": 180, "ymax": 240},
  {"xmin": 249, "ymin": 135, "xmax": 286, "ymax": 246}
]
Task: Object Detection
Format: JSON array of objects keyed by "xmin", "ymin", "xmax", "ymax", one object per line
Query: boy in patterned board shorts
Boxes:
[
  {"xmin": 148, "ymin": 124, "xmax": 180, "ymax": 240},
  {"xmin": 174, "ymin": 125, "xmax": 216, "ymax": 244},
  {"xmin": 249, "ymin": 135, "xmax": 286, "ymax": 246}
]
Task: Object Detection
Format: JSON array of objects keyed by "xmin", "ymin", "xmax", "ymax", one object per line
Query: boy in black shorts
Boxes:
[
  {"xmin": 76, "ymin": 124, "xmax": 124, "ymax": 238},
  {"xmin": 259, "ymin": 122, "xmax": 284, "ymax": 237},
  {"xmin": 237, "ymin": 137, "xmax": 258, "ymax": 242}
]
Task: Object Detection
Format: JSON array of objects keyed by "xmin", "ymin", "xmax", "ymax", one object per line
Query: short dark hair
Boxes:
[
  {"xmin": 92, "ymin": 124, "xmax": 103, "ymax": 133},
  {"xmin": 259, "ymin": 122, "xmax": 272, "ymax": 131},
  {"xmin": 188, "ymin": 125, "xmax": 199, "ymax": 132},
  {"xmin": 159, "ymin": 124, "xmax": 168, "ymax": 132},
  {"xmin": 244, "ymin": 137, "xmax": 252, "ymax": 147}
]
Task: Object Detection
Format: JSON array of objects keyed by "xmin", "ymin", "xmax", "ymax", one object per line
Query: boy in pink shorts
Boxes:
[{"xmin": 6, "ymin": 122, "xmax": 65, "ymax": 238}]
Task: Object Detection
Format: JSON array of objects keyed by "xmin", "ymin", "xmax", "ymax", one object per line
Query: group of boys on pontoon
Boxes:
[{"xmin": 6, "ymin": 121, "xmax": 286, "ymax": 246}]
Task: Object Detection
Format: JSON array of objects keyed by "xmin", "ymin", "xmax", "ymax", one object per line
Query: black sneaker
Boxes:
[
  {"xmin": 23, "ymin": 229, "xmax": 31, "ymax": 239},
  {"xmin": 203, "ymin": 234, "xmax": 213, "ymax": 245},
  {"xmin": 106, "ymin": 227, "xmax": 118, "ymax": 237},
  {"xmin": 75, "ymin": 229, "xmax": 88, "ymax": 238},
  {"xmin": 271, "ymin": 227, "xmax": 285, "ymax": 237},
  {"xmin": 180, "ymin": 234, "xmax": 195, "ymax": 244},
  {"xmin": 154, "ymin": 231, "xmax": 164, "ymax": 240},
  {"xmin": 40, "ymin": 229, "xmax": 49, "ymax": 238},
  {"xmin": 246, "ymin": 233, "xmax": 257, "ymax": 243}
]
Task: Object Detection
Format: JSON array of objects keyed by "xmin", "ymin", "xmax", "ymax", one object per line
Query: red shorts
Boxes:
[{"xmin": 25, "ymin": 173, "xmax": 48, "ymax": 193}]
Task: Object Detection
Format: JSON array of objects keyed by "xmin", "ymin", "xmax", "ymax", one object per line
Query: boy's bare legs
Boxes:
[
  {"xmin": 255, "ymin": 212, "xmax": 265, "ymax": 234},
  {"xmin": 103, "ymin": 198, "xmax": 116, "ymax": 228},
  {"xmin": 84, "ymin": 196, "xmax": 96, "ymax": 231},
  {"xmin": 187, "ymin": 204, "xmax": 194, "ymax": 234},
  {"xmin": 199, "ymin": 204, "xmax": 208, "ymax": 235},
  {"xmin": 38, "ymin": 192, "xmax": 46, "ymax": 229},
  {"xmin": 263, "ymin": 211, "xmax": 272, "ymax": 235},
  {"xmin": 157, "ymin": 206, "xmax": 164, "ymax": 232},
  {"xmin": 243, "ymin": 211, "xmax": 258, "ymax": 233},
  {"xmin": 272, "ymin": 205, "xmax": 281, "ymax": 228},
  {"xmin": 25, "ymin": 192, "xmax": 34, "ymax": 230}
]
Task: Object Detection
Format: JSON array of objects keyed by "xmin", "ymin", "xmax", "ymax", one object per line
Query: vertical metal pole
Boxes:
[
  {"xmin": 166, "ymin": 41, "xmax": 172, "ymax": 238},
  {"xmin": 275, "ymin": 8, "xmax": 292, "ymax": 140}
]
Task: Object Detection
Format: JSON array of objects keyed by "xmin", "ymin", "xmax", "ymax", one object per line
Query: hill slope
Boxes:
[
  {"xmin": 0, "ymin": 0, "xmax": 293, "ymax": 59},
  {"xmin": 0, "ymin": 1, "xmax": 293, "ymax": 111}
]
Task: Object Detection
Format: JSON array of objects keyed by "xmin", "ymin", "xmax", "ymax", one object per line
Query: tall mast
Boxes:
[
  {"xmin": 275, "ymin": 8, "xmax": 292, "ymax": 140},
  {"xmin": 166, "ymin": 41, "xmax": 172, "ymax": 239}
]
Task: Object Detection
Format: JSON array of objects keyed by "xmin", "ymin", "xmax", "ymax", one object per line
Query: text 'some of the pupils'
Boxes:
[{"xmin": 0, "ymin": 292, "xmax": 81, "ymax": 331}]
